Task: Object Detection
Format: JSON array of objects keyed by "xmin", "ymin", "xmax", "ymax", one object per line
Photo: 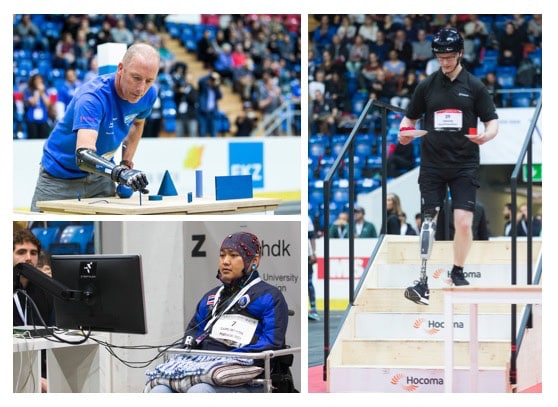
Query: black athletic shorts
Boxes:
[{"xmin": 418, "ymin": 166, "xmax": 480, "ymax": 213}]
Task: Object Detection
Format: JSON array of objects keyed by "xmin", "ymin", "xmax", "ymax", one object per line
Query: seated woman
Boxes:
[{"xmin": 146, "ymin": 232, "xmax": 290, "ymax": 393}]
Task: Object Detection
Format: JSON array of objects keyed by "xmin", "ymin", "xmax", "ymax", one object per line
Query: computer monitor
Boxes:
[{"xmin": 50, "ymin": 254, "xmax": 147, "ymax": 334}]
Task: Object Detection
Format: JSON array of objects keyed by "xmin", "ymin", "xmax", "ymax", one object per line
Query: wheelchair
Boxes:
[{"xmin": 163, "ymin": 346, "xmax": 301, "ymax": 393}]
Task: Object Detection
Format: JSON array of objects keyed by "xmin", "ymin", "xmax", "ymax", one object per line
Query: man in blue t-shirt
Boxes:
[{"xmin": 30, "ymin": 43, "xmax": 160, "ymax": 212}]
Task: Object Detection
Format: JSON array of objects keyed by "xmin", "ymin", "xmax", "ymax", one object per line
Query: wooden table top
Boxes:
[{"xmin": 36, "ymin": 195, "xmax": 281, "ymax": 215}]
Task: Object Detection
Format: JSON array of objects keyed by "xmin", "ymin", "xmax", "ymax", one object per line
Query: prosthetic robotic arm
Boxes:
[{"xmin": 76, "ymin": 148, "xmax": 149, "ymax": 193}]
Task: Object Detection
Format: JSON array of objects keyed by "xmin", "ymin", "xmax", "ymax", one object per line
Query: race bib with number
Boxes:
[
  {"xmin": 210, "ymin": 313, "xmax": 258, "ymax": 348},
  {"xmin": 434, "ymin": 109, "xmax": 462, "ymax": 131}
]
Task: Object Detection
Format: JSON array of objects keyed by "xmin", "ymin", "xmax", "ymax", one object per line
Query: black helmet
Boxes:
[{"xmin": 431, "ymin": 28, "xmax": 464, "ymax": 54}]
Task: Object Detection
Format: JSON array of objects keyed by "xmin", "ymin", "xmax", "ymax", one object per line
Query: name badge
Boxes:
[
  {"xmin": 210, "ymin": 313, "xmax": 258, "ymax": 348},
  {"xmin": 434, "ymin": 109, "xmax": 462, "ymax": 131}
]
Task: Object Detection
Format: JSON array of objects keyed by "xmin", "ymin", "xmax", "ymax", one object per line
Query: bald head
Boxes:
[
  {"xmin": 116, "ymin": 43, "xmax": 160, "ymax": 103},
  {"xmin": 122, "ymin": 43, "xmax": 160, "ymax": 67}
]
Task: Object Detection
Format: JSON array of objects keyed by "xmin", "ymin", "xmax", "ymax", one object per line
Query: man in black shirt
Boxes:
[{"xmin": 398, "ymin": 28, "xmax": 499, "ymax": 305}]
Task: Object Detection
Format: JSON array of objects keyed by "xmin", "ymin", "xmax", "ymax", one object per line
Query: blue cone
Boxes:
[{"xmin": 157, "ymin": 170, "xmax": 178, "ymax": 196}]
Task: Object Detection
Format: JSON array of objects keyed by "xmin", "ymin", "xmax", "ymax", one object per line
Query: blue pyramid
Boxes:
[{"xmin": 157, "ymin": 170, "xmax": 178, "ymax": 196}]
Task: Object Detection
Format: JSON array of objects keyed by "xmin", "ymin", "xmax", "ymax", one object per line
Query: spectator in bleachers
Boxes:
[
  {"xmin": 460, "ymin": 28, "xmax": 477, "ymax": 70},
  {"xmin": 23, "ymin": 73, "xmax": 52, "ymax": 139},
  {"xmin": 197, "ymin": 29, "xmax": 218, "ymax": 69},
  {"xmin": 497, "ymin": 21, "xmax": 523, "ymax": 67},
  {"xmin": 392, "ymin": 29, "xmax": 413, "ymax": 69},
  {"xmin": 95, "ymin": 19, "xmax": 115, "ymax": 46},
  {"xmin": 83, "ymin": 56, "xmax": 99, "ymax": 83},
  {"xmin": 383, "ymin": 49, "xmax": 406, "ymax": 86},
  {"xmin": 379, "ymin": 14, "xmax": 402, "ymax": 42},
  {"xmin": 233, "ymin": 57, "xmax": 256, "ymax": 103},
  {"xmin": 53, "ymin": 32, "xmax": 77, "ymax": 70},
  {"xmin": 257, "ymin": 72, "xmax": 284, "ymax": 136},
  {"xmin": 312, "ymin": 15, "xmax": 337, "ymax": 57},
  {"xmin": 358, "ymin": 51, "xmax": 382, "ymax": 91},
  {"xmin": 174, "ymin": 69, "xmax": 199, "ymax": 138},
  {"xmin": 234, "ymin": 103, "xmax": 257, "ymax": 137},
  {"xmin": 411, "ymin": 28, "xmax": 433, "ymax": 71},
  {"xmin": 511, "ymin": 14, "xmax": 529, "ymax": 44},
  {"xmin": 56, "ymin": 68, "xmax": 82, "ymax": 115},
  {"xmin": 138, "ymin": 20, "xmax": 162, "ymax": 48},
  {"xmin": 345, "ymin": 34, "xmax": 369, "ymax": 74},
  {"xmin": 325, "ymin": 70, "xmax": 351, "ymax": 114},
  {"xmin": 527, "ymin": 14, "xmax": 542, "ymax": 47},
  {"xmin": 390, "ymin": 70, "xmax": 418, "ymax": 110},
  {"xmin": 197, "ymin": 71, "xmax": 223, "ymax": 137},
  {"xmin": 74, "ymin": 29, "xmax": 94, "ymax": 71},
  {"xmin": 325, "ymin": 35, "xmax": 349, "ymax": 73},
  {"xmin": 358, "ymin": 15, "xmax": 379, "ymax": 45},
  {"xmin": 13, "ymin": 14, "xmax": 48, "ymax": 51},
  {"xmin": 401, "ymin": 15, "xmax": 418, "ymax": 43},
  {"xmin": 430, "ymin": 14, "xmax": 448, "ymax": 32},
  {"xmin": 336, "ymin": 15, "xmax": 357, "ymax": 47},
  {"xmin": 214, "ymin": 43, "xmax": 235, "ymax": 85},
  {"xmin": 369, "ymin": 30, "xmax": 392, "ymax": 63},
  {"xmin": 111, "ymin": 17, "xmax": 135, "ymax": 46},
  {"xmin": 308, "ymin": 69, "xmax": 326, "ymax": 102},
  {"xmin": 481, "ymin": 72, "xmax": 504, "ymax": 108},
  {"xmin": 463, "ymin": 14, "xmax": 489, "ymax": 58},
  {"xmin": 310, "ymin": 89, "xmax": 338, "ymax": 136},
  {"xmin": 370, "ymin": 67, "xmax": 397, "ymax": 104},
  {"xmin": 142, "ymin": 86, "xmax": 162, "ymax": 138}
]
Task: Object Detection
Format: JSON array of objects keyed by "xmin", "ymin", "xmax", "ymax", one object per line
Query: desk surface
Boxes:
[
  {"xmin": 37, "ymin": 195, "xmax": 281, "ymax": 215},
  {"xmin": 13, "ymin": 331, "xmax": 101, "ymax": 352}
]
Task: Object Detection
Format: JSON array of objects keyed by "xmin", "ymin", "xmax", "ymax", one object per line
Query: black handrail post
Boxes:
[
  {"xmin": 322, "ymin": 177, "xmax": 331, "ymax": 382},
  {"xmin": 381, "ymin": 107, "xmax": 388, "ymax": 234},
  {"xmin": 348, "ymin": 142, "xmax": 355, "ymax": 305}
]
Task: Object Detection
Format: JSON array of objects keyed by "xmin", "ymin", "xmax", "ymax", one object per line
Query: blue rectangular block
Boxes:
[{"xmin": 215, "ymin": 175, "xmax": 253, "ymax": 200}]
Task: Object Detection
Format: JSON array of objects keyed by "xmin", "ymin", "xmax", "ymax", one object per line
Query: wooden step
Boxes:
[
  {"xmin": 354, "ymin": 288, "xmax": 521, "ymax": 313},
  {"xmin": 330, "ymin": 338, "xmax": 511, "ymax": 368},
  {"xmin": 327, "ymin": 364, "xmax": 509, "ymax": 393}
]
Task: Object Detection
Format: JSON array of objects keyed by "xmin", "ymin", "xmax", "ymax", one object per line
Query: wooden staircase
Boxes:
[
  {"xmin": 159, "ymin": 32, "xmax": 244, "ymax": 137},
  {"xmin": 326, "ymin": 235, "xmax": 542, "ymax": 393}
]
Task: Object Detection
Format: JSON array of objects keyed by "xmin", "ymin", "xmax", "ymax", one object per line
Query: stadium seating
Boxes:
[
  {"xmin": 50, "ymin": 224, "xmax": 94, "ymax": 255},
  {"xmin": 31, "ymin": 227, "xmax": 61, "ymax": 252}
]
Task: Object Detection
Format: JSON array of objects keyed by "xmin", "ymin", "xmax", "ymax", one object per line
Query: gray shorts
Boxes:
[{"xmin": 30, "ymin": 165, "xmax": 116, "ymax": 212}]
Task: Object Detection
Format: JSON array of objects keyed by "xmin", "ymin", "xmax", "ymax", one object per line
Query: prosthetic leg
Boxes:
[{"xmin": 404, "ymin": 208, "xmax": 438, "ymax": 305}]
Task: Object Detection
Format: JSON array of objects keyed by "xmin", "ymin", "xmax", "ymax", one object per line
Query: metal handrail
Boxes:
[
  {"xmin": 508, "ymin": 95, "xmax": 542, "ymax": 388},
  {"xmin": 321, "ymin": 98, "xmax": 405, "ymax": 380}
]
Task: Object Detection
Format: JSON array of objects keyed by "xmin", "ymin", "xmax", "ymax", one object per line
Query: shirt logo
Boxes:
[{"xmin": 458, "ymin": 92, "xmax": 470, "ymax": 97}]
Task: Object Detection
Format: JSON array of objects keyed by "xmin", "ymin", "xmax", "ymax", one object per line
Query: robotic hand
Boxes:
[
  {"xmin": 111, "ymin": 165, "xmax": 149, "ymax": 193},
  {"xmin": 76, "ymin": 148, "xmax": 149, "ymax": 193}
]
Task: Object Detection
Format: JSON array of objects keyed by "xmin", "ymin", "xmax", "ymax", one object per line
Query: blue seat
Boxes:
[
  {"xmin": 31, "ymin": 227, "xmax": 60, "ymax": 252},
  {"xmin": 496, "ymin": 66, "xmax": 517, "ymax": 89},
  {"xmin": 50, "ymin": 225, "xmax": 94, "ymax": 255},
  {"xmin": 330, "ymin": 134, "xmax": 348, "ymax": 158},
  {"xmin": 309, "ymin": 135, "xmax": 329, "ymax": 160},
  {"xmin": 510, "ymin": 92, "xmax": 532, "ymax": 108}
]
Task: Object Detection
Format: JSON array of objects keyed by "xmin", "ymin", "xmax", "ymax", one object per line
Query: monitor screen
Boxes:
[{"xmin": 50, "ymin": 254, "xmax": 147, "ymax": 334}]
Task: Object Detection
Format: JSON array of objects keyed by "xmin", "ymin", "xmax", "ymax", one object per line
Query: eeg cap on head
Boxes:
[
  {"xmin": 220, "ymin": 232, "xmax": 261, "ymax": 271},
  {"xmin": 431, "ymin": 28, "xmax": 464, "ymax": 54}
]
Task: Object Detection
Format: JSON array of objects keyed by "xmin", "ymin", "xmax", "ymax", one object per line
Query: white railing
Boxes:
[{"xmin": 443, "ymin": 285, "xmax": 542, "ymax": 392}]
